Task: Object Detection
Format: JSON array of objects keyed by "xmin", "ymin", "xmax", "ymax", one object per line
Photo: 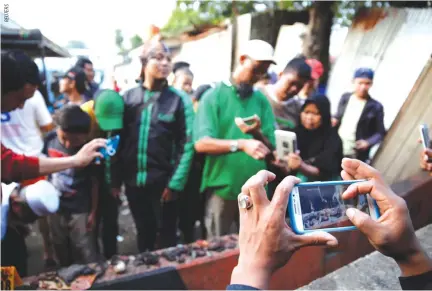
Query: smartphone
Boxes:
[
  {"xmin": 419, "ymin": 124, "xmax": 430, "ymax": 149},
  {"xmin": 275, "ymin": 130, "xmax": 297, "ymax": 160},
  {"xmin": 242, "ymin": 115, "xmax": 257, "ymax": 123},
  {"xmin": 98, "ymin": 135, "xmax": 120, "ymax": 160},
  {"xmin": 289, "ymin": 180, "xmax": 380, "ymax": 234}
]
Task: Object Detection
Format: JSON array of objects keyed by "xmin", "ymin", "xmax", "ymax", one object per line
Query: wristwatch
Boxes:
[{"xmin": 230, "ymin": 140, "xmax": 239, "ymax": 152}]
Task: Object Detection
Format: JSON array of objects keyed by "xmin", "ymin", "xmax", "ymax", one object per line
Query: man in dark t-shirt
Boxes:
[
  {"xmin": 44, "ymin": 105, "xmax": 99, "ymax": 266},
  {"xmin": 257, "ymin": 58, "xmax": 312, "ymax": 130}
]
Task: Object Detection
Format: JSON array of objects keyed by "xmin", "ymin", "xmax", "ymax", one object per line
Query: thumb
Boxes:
[
  {"xmin": 295, "ymin": 231, "xmax": 338, "ymax": 249},
  {"xmin": 346, "ymin": 208, "xmax": 379, "ymax": 237},
  {"xmin": 92, "ymin": 151, "xmax": 103, "ymax": 159}
]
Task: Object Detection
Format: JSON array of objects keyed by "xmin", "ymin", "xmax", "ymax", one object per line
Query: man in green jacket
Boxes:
[{"xmin": 113, "ymin": 39, "xmax": 194, "ymax": 251}]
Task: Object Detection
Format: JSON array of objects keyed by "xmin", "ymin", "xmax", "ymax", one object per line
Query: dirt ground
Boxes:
[{"xmin": 26, "ymin": 194, "xmax": 139, "ymax": 276}]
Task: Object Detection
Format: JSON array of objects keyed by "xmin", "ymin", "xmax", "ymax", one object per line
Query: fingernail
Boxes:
[
  {"xmin": 346, "ymin": 208, "xmax": 355, "ymax": 219},
  {"xmin": 327, "ymin": 240, "xmax": 338, "ymax": 247}
]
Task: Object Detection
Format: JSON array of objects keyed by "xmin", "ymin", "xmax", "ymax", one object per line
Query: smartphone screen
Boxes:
[
  {"xmin": 242, "ymin": 116, "xmax": 256, "ymax": 124},
  {"xmin": 420, "ymin": 124, "xmax": 430, "ymax": 149},
  {"xmin": 297, "ymin": 184, "xmax": 370, "ymax": 231}
]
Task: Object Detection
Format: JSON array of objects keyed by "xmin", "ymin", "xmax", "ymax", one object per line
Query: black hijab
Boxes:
[{"xmin": 295, "ymin": 94, "xmax": 343, "ymax": 180}]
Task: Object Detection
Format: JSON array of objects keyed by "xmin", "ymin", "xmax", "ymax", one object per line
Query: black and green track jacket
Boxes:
[{"xmin": 112, "ymin": 84, "xmax": 195, "ymax": 191}]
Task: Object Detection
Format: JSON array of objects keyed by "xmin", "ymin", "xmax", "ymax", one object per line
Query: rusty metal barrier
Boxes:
[{"xmin": 23, "ymin": 174, "xmax": 432, "ymax": 290}]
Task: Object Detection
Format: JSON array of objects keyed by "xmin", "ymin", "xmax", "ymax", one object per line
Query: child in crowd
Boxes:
[
  {"xmin": 44, "ymin": 105, "xmax": 99, "ymax": 266},
  {"xmin": 172, "ymin": 67, "xmax": 194, "ymax": 95},
  {"xmin": 332, "ymin": 68, "xmax": 385, "ymax": 162},
  {"xmin": 191, "ymin": 84, "xmax": 212, "ymax": 112}
]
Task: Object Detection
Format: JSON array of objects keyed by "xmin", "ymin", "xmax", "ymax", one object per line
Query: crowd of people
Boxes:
[{"xmin": 1, "ymin": 35, "xmax": 430, "ymax": 289}]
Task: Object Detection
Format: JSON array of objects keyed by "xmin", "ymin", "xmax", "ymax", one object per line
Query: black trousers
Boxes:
[
  {"xmin": 1, "ymin": 227, "xmax": 27, "ymax": 277},
  {"xmin": 179, "ymin": 153, "xmax": 206, "ymax": 242},
  {"xmin": 178, "ymin": 172, "xmax": 202, "ymax": 243},
  {"xmin": 125, "ymin": 184, "xmax": 178, "ymax": 252},
  {"xmin": 94, "ymin": 182, "xmax": 119, "ymax": 260}
]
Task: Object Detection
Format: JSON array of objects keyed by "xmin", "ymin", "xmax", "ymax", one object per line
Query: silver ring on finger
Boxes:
[{"xmin": 238, "ymin": 193, "xmax": 253, "ymax": 210}]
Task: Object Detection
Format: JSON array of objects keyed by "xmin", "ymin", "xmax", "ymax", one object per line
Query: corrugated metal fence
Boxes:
[
  {"xmin": 372, "ymin": 58, "xmax": 432, "ymax": 184},
  {"xmin": 327, "ymin": 8, "xmax": 432, "ymax": 130}
]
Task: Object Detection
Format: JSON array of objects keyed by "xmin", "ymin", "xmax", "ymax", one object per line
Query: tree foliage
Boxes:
[
  {"xmin": 115, "ymin": 29, "xmax": 125, "ymax": 52},
  {"xmin": 130, "ymin": 34, "xmax": 143, "ymax": 49},
  {"xmin": 162, "ymin": 0, "xmax": 274, "ymax": 35},
  {"xmin": 161, "ymin": 0, "xmax": 430, "ymax": 36}
]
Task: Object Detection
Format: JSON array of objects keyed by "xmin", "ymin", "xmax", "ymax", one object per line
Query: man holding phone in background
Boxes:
[
  {"xmin": 257, "ymin": 57, "xmax": 312, "ymax": 131},
  {"xmin": 194, "ymin": 39, "xmax": 276, "ymax": 238}
]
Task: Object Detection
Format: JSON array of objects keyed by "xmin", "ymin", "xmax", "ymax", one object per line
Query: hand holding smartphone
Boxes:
[
  {"xmin": 95, "ymin": 135, "xmax": 120, "ymax": 163},
  {"xmin": 289, "ymin": 180, "xmax": 380, "ymax": 234},
  {"xmin": 275, "ymin": 130, "xmax": 297, "ymax": 161},
  {"xmin": 419, "ymin": 124, "xmax": 430, "ymax": 149},
  {"xmin": 419, "ymin": 124, "xmax": 431, "ymax": 165},
  {"xmin": 235, "ymin": 115, "xmax": 261, "ymax": 135}
]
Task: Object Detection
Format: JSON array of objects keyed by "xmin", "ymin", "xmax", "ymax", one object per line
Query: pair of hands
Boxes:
[
  {"xmin": 235, "ymin": 116, "xmax": 271, "ymax": 161},
  {"xmin": 270, "ymin": 151, "xmax": 303, "ymax": 174},
  {"xmin": 231, "ymin": 158, "xmax": 432, "ymax": 289},
  {"xmin": 240, "ymin": 139, "xmax": 271, "ymax": 160}
]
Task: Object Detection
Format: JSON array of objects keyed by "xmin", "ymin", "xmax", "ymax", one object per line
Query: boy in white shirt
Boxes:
[{"xmin": 332, "ymin": 68, "xmax": 385, "ymax": 163}]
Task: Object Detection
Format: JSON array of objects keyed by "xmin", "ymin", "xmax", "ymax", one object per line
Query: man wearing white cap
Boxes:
[
  {"xmin": 1, "ymin": 181, "xmax": 59, "ymax": 277},
  {"xmin": 193, "ymin": 39, "xmax": 277, "ymax": 238}
]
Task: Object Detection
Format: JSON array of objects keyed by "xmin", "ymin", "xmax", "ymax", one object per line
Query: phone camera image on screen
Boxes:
[{"xmin": 298, "ymin": 184, "xmax": 369, "ymax": 230}]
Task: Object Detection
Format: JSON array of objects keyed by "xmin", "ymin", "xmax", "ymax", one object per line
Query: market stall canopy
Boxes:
[{"xmin": 1, "ymin": 28, "xmax": 70, "ymax": 58}]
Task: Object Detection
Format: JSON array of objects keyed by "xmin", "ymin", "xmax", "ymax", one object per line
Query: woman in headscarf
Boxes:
[{"xmin": 286, "ymin": 94, "xmax": 343, "ymax": 182}]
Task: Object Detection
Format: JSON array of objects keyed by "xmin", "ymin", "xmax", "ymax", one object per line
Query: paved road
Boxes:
[{"xmin": 299, "ymin": 224, "xmax": 432, "ymax": 290}]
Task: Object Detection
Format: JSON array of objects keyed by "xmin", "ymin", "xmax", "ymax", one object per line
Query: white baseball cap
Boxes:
[
  {"xmin": 1, "ymin": 182, "xmax": 19, "ymax": 198},
  {"xmin": 20, "ymin": 180, "xmax": 60, "ymax": 217},
  {"xmin": 241, "ymin": 39, "xmax": 276, "ymax": 65}
]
